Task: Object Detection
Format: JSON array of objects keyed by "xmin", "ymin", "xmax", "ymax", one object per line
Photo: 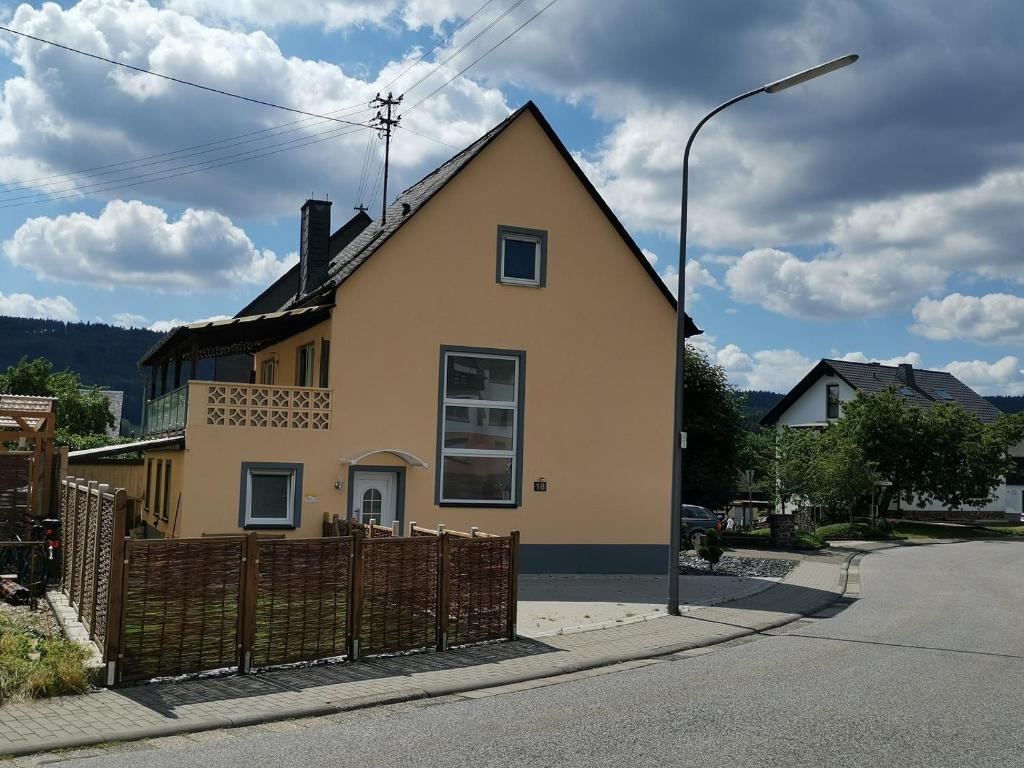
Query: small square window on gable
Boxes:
[{"xmin": 497, "ymin": 225, "xmax": 547, "ymax": 287}]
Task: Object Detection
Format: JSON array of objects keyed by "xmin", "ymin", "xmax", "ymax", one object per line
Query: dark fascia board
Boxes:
[
  {"xmin": 298, "ymin": 101, "xmax": 702, "ymax": 339},
  {"xmin": 759, "ymin": 360, "xmax": 859, "ymax": 426}
]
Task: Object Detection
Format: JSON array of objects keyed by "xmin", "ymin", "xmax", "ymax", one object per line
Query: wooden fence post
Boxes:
[
  {"xmin": 507, "ymin": 530, "xmax": 520, "ymax": 640},
  {"xmin": 437, "ymin": 531, "xmax": 450, "ymax": 651},
  {"xmin": 60, "ymin": 476, "xmax": 73, "ymax": 594},
  {"xmin": 88, "ymin": 484, "xmax": 111, "ymax": 640},
  {"xmin": 391, "ymin": 521, "xmax": 400, "ymax": 537},
  {"xmin": 348, "ymin": 529, "xmax": 364, "ymax": 661},
  {"xmin": 104, "ymin": 490, "xmax": 128, "ymax": 686},
  {"xmin": 239, "ymin": 531, "xmax": 259, "ymax": 674}
]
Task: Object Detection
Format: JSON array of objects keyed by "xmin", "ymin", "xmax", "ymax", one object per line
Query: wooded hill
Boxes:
[{"xmin": 0, "ymin": 316, "xmax": 161, "ymax": 426}]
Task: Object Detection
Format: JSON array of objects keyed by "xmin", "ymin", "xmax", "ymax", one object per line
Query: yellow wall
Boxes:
[
  {"xmin": 327, "ymin": 111, "xmax": 674, "ymax": 546},
  {"xmin": 139, "ymin": 450, "xmax": 185, "ymax": 537},
  {"xmin": 168, "ymin": 110, "xmax": 677, "ymax": 550},
  {"xmin": 254, "ymin": 319, "xmax": 331, "ymax": 386}
]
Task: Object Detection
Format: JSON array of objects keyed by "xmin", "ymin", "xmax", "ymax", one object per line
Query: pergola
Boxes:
[
  {"xmin": 0, "ymin": 393, "xmax": 58, "ymax": 519},
  {"xmin": 139, "ymin": 305, "xmax": 333, "ymax": 398}
]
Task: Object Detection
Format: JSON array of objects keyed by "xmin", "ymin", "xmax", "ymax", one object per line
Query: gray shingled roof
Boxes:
[
  {"xmin": 761, "ymin": 359, "xmax": 1003, "ymax": 425},
  {"xmin": 287, "ymin": 101, "xmax": 701, "ymax": 337},
  {"xmin": 291, "ymin": 107, "xmax": 518, "ymax": 306}
]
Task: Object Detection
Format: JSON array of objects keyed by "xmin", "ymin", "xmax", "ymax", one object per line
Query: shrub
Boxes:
[
  {"xmin": 0, "ymin": 613, "xmax": 90, "ymax": 704},
  {"xmin": 697, "ymin": 528, "xmax": 724, "ymax": 570}
]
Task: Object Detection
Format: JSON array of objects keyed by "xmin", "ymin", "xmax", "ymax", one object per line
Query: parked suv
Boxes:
[{"xmin": 680, "ymin": 504, "xmax": 722, "ymax": 545}]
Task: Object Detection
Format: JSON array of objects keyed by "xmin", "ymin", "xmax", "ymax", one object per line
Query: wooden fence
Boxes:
[
  {"xmin": 59, "ymin": 480, "xmax": 519, "ymax": 686},
  {"xmin": 0, "ymin": 453, "xmax": 33, "ymax": 539}
]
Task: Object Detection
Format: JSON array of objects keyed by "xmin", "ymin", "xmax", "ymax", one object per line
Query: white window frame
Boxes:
[
  {"xmin": 260, "ymin": 358, "xmax": 276, "ymax": 385},
  {"xmin": 244, "ymin": 468, "xmax": 296, "ymax": 527},
  {"xmin": 499, "ymin": 233, "xmax": 542, "ymax": 286},
  {"xmin": 296, "ymin": 342, "xmax": 315, "ymax": 387},
  {"xmin": 439, "ymin": 351, "xmax": 520, "ymax": 505}
]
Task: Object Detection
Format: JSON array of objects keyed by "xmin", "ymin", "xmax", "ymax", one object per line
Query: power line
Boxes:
[
  {"xmin": 400, "ymin": 0, "xmax": 530, "ymax": 99},
  {"xmin": 378, "ymin": 0, "xmax": 497, "ymax": 93},
  {"xmin": 0, "ymin": 124, "xmax": 366, "ymax": 210},
  {"xmin": 0, "ymin": 105, "xmax": 376, "ymax": 200},
  {"xmin": 0, "ymin": 102, "xmax": 375, "ymax": 194},
  {"xmin": 0, "ymin": 23, "xmax": 374, "ymax": 128},
  {"xmin": 405, "ymin": 0, "xmax": 562, "ymax": 115},
  {"xmin": 398, "ymin": 125, "xmax": 460, "ymax": 149}
]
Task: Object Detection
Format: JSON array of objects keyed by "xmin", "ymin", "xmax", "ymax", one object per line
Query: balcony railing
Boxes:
[
  {"xmin": 203, "ymin": 382, "xmax": 331, "ymax": 430},
  {"xmin": 143, "ymin": 384, "xmax": 188, "ymax": 436},
  {"xmin": 143, "ymin": 381, "xmax": 332, "ymax": 436}
]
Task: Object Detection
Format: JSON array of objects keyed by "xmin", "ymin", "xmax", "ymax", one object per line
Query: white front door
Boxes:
[{"xmin": 351, "ymin": 470, "xmax": 399, "ymax": 527}]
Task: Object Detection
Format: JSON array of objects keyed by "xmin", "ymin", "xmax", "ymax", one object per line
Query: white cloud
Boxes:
[
  {"xmin": 692, "ymin": 338, "xmax": 815, "ymax": 392},
  {"xmin": 3, "ymin": 200, "xmax": 295, "ymax": 291},
  {"xmin": 833, "ymin": 351, "xmax": 923, "ymax": 367},
  {"xmin": 0, "ymin": 1, "xmax": 509, "ymax": 218},
  {"xmin": 725, "ymin": 247, "xmax": 947, "ymax": 320},
  {"xmin": 641, "ymin": 248, "xmax": 658, "ymax": 266},
  {"xmin": 941, "ymin": 356, "xmax": 1024, "ymax": 396},
  {"xmin": 148, "ymin": 314, "xmax": 231, "ymax": 333},
  {"xmin": 0, "ymin": 291, "xmax": 78, "ymax": 321},
  {"xmin": 658, "ymin": 259, "xmax": 720, "ymax": 302},
  {"xmin": 911, "ymin": 293, "xmax": 1024, "ymax": 345},
  {"xmin": 111, "ymin": 312, "xmax": 148, "ymax": 328},
  {"xmin": 163, "ymin": 1, "xmax": 397, "ymax": 30}
]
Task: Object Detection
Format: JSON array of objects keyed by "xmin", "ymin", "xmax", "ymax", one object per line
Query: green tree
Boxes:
[
  {"xmin": 918, "ymin": 405, "xmax": 1024, "ymax": 511},
  {"xmin": 806, "ymin": 425, "xmax": 877, "ymax": 521},
  {"xmin": 682, "ymin": 346, "xmax": 746, "ymax": 510},
  {"xmin": 0, "ymin": 357, "xmax": 114, "ymax": 439},
  {"xmin": 697, "ymin": 528, "xmax": 724, "ymax": 570},
  {"xmin": 836, "ymin": 388, "xmax": 926, "ymax": 512}
]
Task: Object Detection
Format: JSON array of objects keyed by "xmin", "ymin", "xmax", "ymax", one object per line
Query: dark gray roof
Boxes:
[
  {"xmin": 761, "ymin": 359, "xmax": 1002, "ymax": 425},
  {"xmin": 290, "ymin": 101, "xmax": 702, "ymax": 338}
]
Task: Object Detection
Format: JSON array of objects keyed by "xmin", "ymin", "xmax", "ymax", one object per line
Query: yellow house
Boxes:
[{"xmin": 133, "ymin": 102, "xmax": 702, "ymax": 573}]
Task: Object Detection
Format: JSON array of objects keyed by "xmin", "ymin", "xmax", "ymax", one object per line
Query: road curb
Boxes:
[{"xmin": 0, "ymin": 551, "xmax": 866, "ymax": 759}]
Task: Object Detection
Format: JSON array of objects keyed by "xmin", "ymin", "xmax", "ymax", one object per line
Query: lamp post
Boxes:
[{"xmin": 668, "ymin": 54, "xmax": 858, "ymax": 616}]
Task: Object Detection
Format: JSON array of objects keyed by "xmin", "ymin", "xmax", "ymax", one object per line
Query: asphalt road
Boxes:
[{"xmin": 58, "ymin": 541, "xmax": 1024, "ymax": 768}]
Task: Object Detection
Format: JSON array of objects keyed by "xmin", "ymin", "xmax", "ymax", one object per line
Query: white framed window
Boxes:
[
  {"xmin": 296, "ymin": 343, "xmax": 315, "ymax": 387},
  {"xmin": 437, "ymin": 348, "xmax": 524, "ymax": 505},
  {"xmin": 260, "ymin": 358, "xmax": 276, "ymax": 385},
  {"xmin": 497, "ymin": 226, "xmax": 547, "ymax": 287},
  {"xmin": 239, "ymin": 462, "xmax": 303, "ymax": 528}
]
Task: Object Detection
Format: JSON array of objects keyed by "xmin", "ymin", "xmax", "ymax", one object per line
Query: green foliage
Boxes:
[
  {"xmin": 815, "ymin": 522, "xmax": 891, "ymax": 540},
  {"xmin": 0, "ymin": 612, "xmax": 91, "ymax": 703},
  {"xmin": 0, "ymin": 316, "xmax": 161, "ymax": 424},
  {"xmin": 697, "ymin": 528, "xmax": 724, "ymax": 569},
  {"xmin": 682, "ymin": 346, "xmax": 746, "ymax": 510},
  {"xmin": 0, "ymin": 357, "xmax": 114, "ymax": 440},
  {"xmin": 791, "ymin": 531, "xmax": 827, "ymax": 550}
]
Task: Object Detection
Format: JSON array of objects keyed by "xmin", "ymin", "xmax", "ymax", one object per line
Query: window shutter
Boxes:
[{"xmin": 319, "ymin": 339, "xmax": 330, "ymax": 388}]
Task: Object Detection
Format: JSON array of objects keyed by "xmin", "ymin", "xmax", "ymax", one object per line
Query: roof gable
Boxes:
[
  {"xmin": 292, "ymin": 101, "xmax": 701, "ymax": 337},
  {"xmin": 761, "ymin": 359, "xmax": 1002, "ymax": 425}
]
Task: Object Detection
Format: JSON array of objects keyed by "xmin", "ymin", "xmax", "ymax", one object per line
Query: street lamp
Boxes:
[{"xmin": 668, "ymin": 54, "xmax": 858, "ymax": 616}]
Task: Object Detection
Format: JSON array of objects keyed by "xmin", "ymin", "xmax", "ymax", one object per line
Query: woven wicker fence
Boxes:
[
  {"xmin": 58, "ymin": 478, "xmax": 128, "ymax": 675},
  {"xmin": 59, "ymin": 484, "xmax": 518, "ymax": 686},
  {"xmin": 120, "ymin": 537, "xmax": 244, "ymax": 684},
  {"xmin": 250, "ymin": 536, "xmax": 352, "ymax": 667},
  {"xmin": 0, "ymin": 453, "xmax": 32, "ymax": 540}
]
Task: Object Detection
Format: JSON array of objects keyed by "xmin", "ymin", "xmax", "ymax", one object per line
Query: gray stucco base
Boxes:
[{"xmin": 518, "ymin": 544, "xmax": 669, "ymax": 575}]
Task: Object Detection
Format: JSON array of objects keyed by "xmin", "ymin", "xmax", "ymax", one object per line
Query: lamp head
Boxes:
[{"xmin": 764, "ymin": 54, "xmax": 859, "ymax": 94}]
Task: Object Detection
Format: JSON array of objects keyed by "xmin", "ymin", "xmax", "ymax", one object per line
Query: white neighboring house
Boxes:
[{"xmin": 760, "ymin": 359, "xmax": 1024, "ymax": 521}]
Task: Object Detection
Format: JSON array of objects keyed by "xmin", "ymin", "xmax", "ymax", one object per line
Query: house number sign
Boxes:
[{"xmin": 533, "ymin": 479, "xmax": 547, "ymax": 492}]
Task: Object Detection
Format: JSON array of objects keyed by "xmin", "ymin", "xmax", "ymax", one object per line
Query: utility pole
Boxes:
[{"xmin": 370, "ymin": 92, "xmax": 402, "ymax": 224}]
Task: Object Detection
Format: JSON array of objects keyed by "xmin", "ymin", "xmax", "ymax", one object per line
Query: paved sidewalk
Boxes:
[{"xmin": 0, "ymin": 550, "xmax": 854, "ymax": 758}]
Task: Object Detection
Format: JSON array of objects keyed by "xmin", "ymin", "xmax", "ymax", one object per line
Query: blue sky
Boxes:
[{"xmin": 1, "ymin": 1, "xmax": 1023, "ymax": 394}]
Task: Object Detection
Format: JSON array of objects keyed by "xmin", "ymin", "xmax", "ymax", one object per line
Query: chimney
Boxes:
[
  {"xmin": 299, "ymin": 199, "xmax": 332, "ymax": 296},
  {"xmin": 896, "ymin": 362, "xmax": 916, "ymax": 388}
]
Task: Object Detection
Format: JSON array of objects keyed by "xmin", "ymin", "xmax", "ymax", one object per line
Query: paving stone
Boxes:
[{"xmin": 1, "ymin": 554, "xmax": 852, "ymax": 759}]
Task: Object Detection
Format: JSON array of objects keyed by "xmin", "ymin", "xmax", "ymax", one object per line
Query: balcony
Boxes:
[
  {"xmin": 143, "ymin": 384, "xmax": 188, "ymax": 436},
  {"xmin": 142, "ymin": 381, "xmax": 331, "ymax": 437}
]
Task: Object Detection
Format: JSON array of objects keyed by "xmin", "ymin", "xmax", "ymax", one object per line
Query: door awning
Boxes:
[
  {"xmin": 340, "ymin": 449, "xmax": 429, "ymax": 469},
  {"xmin": 139, "ymin": 305, "xmax": 333, "ymax": 368}
]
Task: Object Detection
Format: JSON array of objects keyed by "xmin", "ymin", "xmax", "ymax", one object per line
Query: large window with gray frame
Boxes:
[{"xmin": 438, "ymin": 348, "xmax": 524, "ymax": 505}]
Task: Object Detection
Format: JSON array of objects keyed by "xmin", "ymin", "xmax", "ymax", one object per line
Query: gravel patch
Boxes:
[{"xmin": 679, "ymin": 554, "xmax": 798, "ymax": 578}]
